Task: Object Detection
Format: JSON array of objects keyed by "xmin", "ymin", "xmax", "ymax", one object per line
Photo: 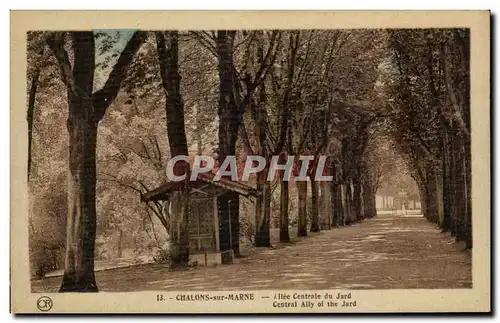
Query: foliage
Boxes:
[{"xmin": 29, "ymin": 174, "xmax": 67, "ymax": 278}]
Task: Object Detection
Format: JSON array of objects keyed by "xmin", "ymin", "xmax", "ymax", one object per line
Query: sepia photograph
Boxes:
[{"xmin": 10, "ymin": 10, "xmax": 490, "ymax": 313}]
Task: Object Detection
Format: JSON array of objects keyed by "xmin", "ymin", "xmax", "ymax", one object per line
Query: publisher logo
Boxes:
[{"xmin": 37, "ymin": 296, "xmax": 53, "ymax": 312}]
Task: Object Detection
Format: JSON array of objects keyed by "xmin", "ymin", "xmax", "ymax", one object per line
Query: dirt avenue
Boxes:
[{"xmin": 32, "ymin": 215, "xmax": 472, "ymax": 293}]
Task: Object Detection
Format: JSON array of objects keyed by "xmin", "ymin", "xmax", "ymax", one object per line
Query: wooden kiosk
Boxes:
[{"xmin": 142, "ymin": 173, "xmax": 258, "ymax": 266}]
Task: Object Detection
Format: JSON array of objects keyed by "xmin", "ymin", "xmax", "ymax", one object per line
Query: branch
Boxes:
[
  {"xmin": 272, "ymin": 31, "xmax": 299, "ymax": 156},
  {"xmin": 144, "ymin": 208, "xmax": 161, "ymax": 246},
  {"xmin": 190, "ymin": 31, "xmax": 217, "ymax": 57},
  {"xmin": 313, "ymin": 96, "xmax": 335, "ymax": 156},
  {"xmin": 295, "ymin": 31, "xmax": 315, "ymax": 88},
  {"xmin": 296, "ymin": 114, "xmax": 312, "ymax": 154},
  {"xmin": 239, "ymin": 120, "xmax": 256, "ymax": 155},
  {"xmin": 128, "ymin": 139, "xmax": 151, "ymax": 160},
  {"xmin": 233, "ymin": 31, "xmax": 255, "ymax": 53},
  {"xmin": 146, "ymin": 203, "xmax": 169, "ymax": 232},
  {"xmin": 45, "ymin": 32, "xmax": 76, "ymax": 95},
  {"xmin": 253, "ymin": 31, "xmax": 281, "ymax": 86},
  {"xmin": 93, "ymin": 31, "xmax": 147, "ymax": 120},
  {"xmin": 100, "ymin": 173, "xmax": 144, "ymax": 194},
  {"xmin": 335, "ymin": 31, "xmax": 351, "ymax": 55},
  {"xmin": 137, "ymin": 180, "xmax": 151, "ymax": 192},
  {"xmin": 152, "ymin": 135, "xmax": 162, "ymax": 165},
  {"xmin": 440, "ymin": 41, "xmax": 470, "ymax": 139}
]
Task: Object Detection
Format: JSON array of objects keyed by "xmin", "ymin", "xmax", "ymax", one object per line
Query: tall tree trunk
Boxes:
[
  {"xmin": 229, "ymin": 195, "xmax": 240, "ymax": 255},
  {"xmin": 329, "ymin": 163, "xmax": 339, "ymax": 227},
  {"xmin": 58, "ymin": 32, "xmax": 98, "ymax": 292},
  {"xmin": 279, "ymin": 180, "xmax": 290, "ymax": 242},
  {"xmin": 61, "ymin": 114, "xmax": 99, "ymax": 292},
  {"xmin": 63, "ymin": 118, "xmax": 100, "ymax": 292},
  {"xmin": 310, "ymin": 179, "xmax": 320, "ymax": 232},
  {"xmin": 297, "ymin": 181, "xmax": 308, "ymax": 236},
  {"xmin": 435, "ymin": 170, "xmax": 445, "ymax": 228},
  {"xmin": 425, "ymin": 166, "xmax": 440, "ymax": 224},
  {"xmin": 345, "ymin": 181, "xmax": 355, "ymax": 225},
  {"xmin": 263, "ymin": 181, "xmax": 271, "ymax": 243},
  {"xmin": 418, "ymin": 184, "xmax": 427, "ymax": 218},
  {"xmin": 452, "ymin": 135, "xmax": 466, "ymax": 243},
  {"xmin": 216, "ymin": 30, "xmax": 242, "ymax": 256},
  {"xmin": 340, "ymin": 184, "xmax": 348, "ymax": 226},
  {"xmin": 462, "ymin": 32, "xmax": 472, "ymax": 248},
  {"xmin": 371, "ymin": 189, "xmax": 377, "ymax": 218},
  {"xmin": 463, "ymin": 140, "xmax": 472, "ymax": 248},
  {"xmin": 255, "ymin": 168, "xmax": 271, "ymax": 247},
  {"xmin": 343, "ymin": 184, "xmax": 350, "ymax": 224},
  {"xmin": 448, "ymin": 131, "xmax": 458, "ymax": 237},
  {"xmin": 217, "ymin": 193, "xmax": 238, "ymax": 254},
  {"xmin": 362, "ymin": 181, "xmax": 376, "ymax": 219},
  {"xmin": 27, "ymin": 60, "xmax": 42, "ymax": 180},
  {"xmin": 253, "ymin": 36, "xmax": 272, "ymax": 247},
  {"xmin": 353, "ymin": 179, "xmax": 363, "ymax": 222},
  {"xmin": 320, "ymin": 181, "xmax": 331, "ymax": 230},
  {"xmin": 441, "ymin": 128, "xmax": 452, "ymax": 232},
  {"xmin": 157, "ymin": 31, "xmax": 190, "ymax": 266},
  {"xmin": 330, "ymin": 182, "xmax": 339, "ymax": 227},
  {"xmin": 336, "ymin": 184, "xmax": 345, "ymax": 226},
  {"xmin": 168, "ymin": 190, "xmax": 190, "ymax": 266},
  {"xmin": 458, "ymin": 157, "xmax": 469, "ymax": 238}
]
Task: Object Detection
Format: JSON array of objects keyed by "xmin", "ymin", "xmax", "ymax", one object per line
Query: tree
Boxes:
[
  {"xmin": 211, "ymin": 30, "xmax": 280, "ymax": 251},
  {"xmin": 236, "ymin": 30, "xmax": 283, "ymax": 247},
  {"xmin": 387, "ymin": 29, "xmax": 471, "ymax": 247},
  {"xmin": 46, "ymin": 30, "xmax": 146, "ymax": 292},
  {"xmin": 156, "ymin": 31, "xmax": 190, "ymax": 266}
]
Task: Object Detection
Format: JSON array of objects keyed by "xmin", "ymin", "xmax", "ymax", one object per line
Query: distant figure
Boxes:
[{"xmin": 397, "ymin": 189, "xmax": 408, "ymax": 216}]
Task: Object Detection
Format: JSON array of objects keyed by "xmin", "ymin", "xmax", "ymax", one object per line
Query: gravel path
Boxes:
[{"xmin": 31, "ymin": 214, "xmax": 472, "ymax": 292}]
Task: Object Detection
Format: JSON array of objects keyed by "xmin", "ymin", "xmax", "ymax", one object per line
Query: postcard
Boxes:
[{"xmin": 10, "ymin": 10, "xmax": 490, "ymax": 313}]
